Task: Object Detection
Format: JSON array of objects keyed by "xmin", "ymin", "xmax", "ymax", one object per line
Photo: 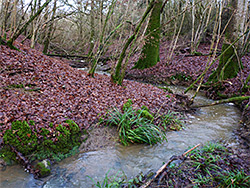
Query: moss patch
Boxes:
[
  {"xmin": 209, "ymin": 43, "xmax": 241, "ymax": 81},
  {"xmin": 1, "ymin": 119, "xmax": 83, "ymax": 163},
  {"xmin": 35, "ymin": 160, "xmax": 51, "ymax": 178}
]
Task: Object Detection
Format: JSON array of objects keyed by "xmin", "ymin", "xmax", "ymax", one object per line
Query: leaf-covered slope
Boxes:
[{"xmin": 0, "ymin": 42, "xmax": 177, "ymax": 138}]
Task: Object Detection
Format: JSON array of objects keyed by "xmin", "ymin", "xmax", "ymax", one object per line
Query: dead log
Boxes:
[
  {"xmin": 191, "ymin": 96, "xmax": 250, "ymax": 108},
  {"xmin": 9, "ymin": 145, "xmax": 40, "ymax": 178}
]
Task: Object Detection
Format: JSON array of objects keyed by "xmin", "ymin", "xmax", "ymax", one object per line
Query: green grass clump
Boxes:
[
  {"xmin": 104, "ymin": 106, "xmax": 166, "ymax": 146},
  {"xmin": 88, "ymin": 170, "xmax": 125, "ymax": 188},
  {"xmin": 159, "ymin": 110, "xmax": 184, "ymax": 131},
  {"xmin": 102, "ymin": 100, "xmax": 166, "ymax": 146},
  {"xmin": 100, "ymin": 99, "xmax": 185, "ymax": 146},
  {"xmin": 88, "ymin": 170, "xmax": 147, "ymax": 188}
]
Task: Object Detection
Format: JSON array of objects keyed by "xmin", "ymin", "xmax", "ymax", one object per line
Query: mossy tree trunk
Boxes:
[
  {"xmin": 6, "ymin": 0, "xmax": 52, "ymax": 49},
  {"xmin": 209, "ymin": 0, "xmax": 248, "ymax": 81},
  {"xmin": 111, "ymin": 0, "xmax": 155, "ymax": 84},
  {"xmin": 132, "ymin": 0, "xmax": 162, "ymax": 70}
]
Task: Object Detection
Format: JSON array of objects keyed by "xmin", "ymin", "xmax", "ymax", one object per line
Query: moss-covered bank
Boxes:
[{"xmin": 0, "ymin": 119, "xmax": 86, "ymax": 177}]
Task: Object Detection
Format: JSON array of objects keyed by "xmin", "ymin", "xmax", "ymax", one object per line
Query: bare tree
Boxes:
[{"xmin": 6, "ymin": 0, "xmax": 52, "ymax": 49}]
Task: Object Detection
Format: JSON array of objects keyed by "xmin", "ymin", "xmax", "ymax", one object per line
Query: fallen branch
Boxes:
[
  {"xmin": 9, "ymin": 145, "xmax": 40, "ymax": 178},
  {"xmin": 191, "ymin": 96, "xmax": 250, "ymax": 108},
  {"xmin": 46, "ymin": 53, "xmax": 89, "ymax": 59},
  {"xmin": 140, "ymin": 144, "xmax": 200, "ymax": 188}
]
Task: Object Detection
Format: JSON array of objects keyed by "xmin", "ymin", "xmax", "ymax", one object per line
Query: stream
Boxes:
[{"xmin": 0, "ymin": 85, "xmax": 241, "ymax": 188}]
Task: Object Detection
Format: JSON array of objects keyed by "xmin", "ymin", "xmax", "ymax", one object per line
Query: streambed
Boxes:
[{"xmin": 0, "ymin": 86, "xmax": 241, "ymax": 188}]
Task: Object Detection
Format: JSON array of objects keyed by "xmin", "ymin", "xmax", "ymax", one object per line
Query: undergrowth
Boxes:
[
  {"xmin": 90, "ymin": 143, "xmax": 249, "ymax": 188},
  {"xmin": 101, "ymin": 105, "xmax": 167, "ymax": 146},
  {"xmin": 159, "ymin": 142, "xmax": 250, "ymax": 187}
]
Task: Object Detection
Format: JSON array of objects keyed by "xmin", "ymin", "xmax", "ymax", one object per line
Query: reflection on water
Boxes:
[{"xmin": 0, "ymin": 86, "xmax": 241, "ymax": 187}]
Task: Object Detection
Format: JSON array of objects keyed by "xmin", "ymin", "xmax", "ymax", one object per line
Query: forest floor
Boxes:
[{"xmin": 0, "ymin": 38, "xmax": 249, "ymax": 186}]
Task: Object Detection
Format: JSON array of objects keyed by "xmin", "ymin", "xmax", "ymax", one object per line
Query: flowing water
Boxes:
[{"xmin": 0, "ymin": 86, "xmax": 241, "ymax": 188}]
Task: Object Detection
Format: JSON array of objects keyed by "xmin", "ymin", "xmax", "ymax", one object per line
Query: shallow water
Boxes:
[{"xmin": 0, "ymin": 86, "xmax": 241, "ymax": 188}]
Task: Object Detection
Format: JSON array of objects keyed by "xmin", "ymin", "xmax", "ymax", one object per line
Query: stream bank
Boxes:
[
  {"xmin": 0, "ymin": 86, "xmax": 247, "ymax": 187},
  {"xmin": 0, "ymin": 38, "xmax": 249, "ymax": 187}
]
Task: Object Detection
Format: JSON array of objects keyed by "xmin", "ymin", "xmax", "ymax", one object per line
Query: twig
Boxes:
[{"xmin": 140, "ymin": 144, "xmax": 200, "ymax": 188}]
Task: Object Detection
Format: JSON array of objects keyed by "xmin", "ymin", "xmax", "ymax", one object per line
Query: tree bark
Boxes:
[
  {"xmin": 88, "ymin": 0, "xmax": 95, "ymax": 57},
  {"xmin": 191, "ymin": 96, "xmax": 250, "ymax": 108},
  {"xmin": 43, "ymin": 0, "xmax": 57, "ymax": 54},
  {"xmin": 132, "ymin": 0, "xmax": 162, "ymax": 70}
]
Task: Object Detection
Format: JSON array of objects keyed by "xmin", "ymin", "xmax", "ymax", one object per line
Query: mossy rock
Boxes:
[
  {"xmin": 122, "ymin": 99, "xmax": 133, "ymax": 111},
  {"xmin": 0, "ymin": 147, "xmax": 17, "ymax": 165},
  {"xmin": 136, "ymin": 109, "xmax": 154, "ymax": 121},
  {"xmin": 35, "ymin": 159, "xmax": 51, "ymax": 178},
  {"xmin": 3, "ymin": 120, "xmax": 38, "ymax": 156}
]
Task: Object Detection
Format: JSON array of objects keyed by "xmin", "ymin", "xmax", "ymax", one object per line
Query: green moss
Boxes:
[
  {"xmin": 132, "ymin": 0, "xmax": 162, "ymax": 69},
  {"xmin": 49, "ymin": 123, "xmax": 53, "ymax": 128},
  {"xmin": 3, "ymin": 120, "xmax": 38, "ymax": 156},
  {"xmin": 140, "ymin": 105, "xmax": 149, "ymax": 112},
  {"xmin": 1, "ymin": 119, "xmax": 82, "ymax": 164},
  {"xmin": 209, "ymin": 43, "xmax": 242, "ymax": 82},
  {"xmin": 122, "ymin": 99, "xmax": 133, "ymax": 111},
  {"xmin": 8, "ymin": 84, "xmax": 24, "ymax": 89},
  {"xmin": 35, "ymin": 160, "xmax": 51, "ymax": 178},
  {"xmin": 0, "ymin": 147, "xmax": 17, "ymax": 165},
  {"xmin": 136, "ymin": 109, "xmax": 154, "ymax": 121}
]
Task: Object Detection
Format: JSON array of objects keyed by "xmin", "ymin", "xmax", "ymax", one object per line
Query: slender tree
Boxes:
[
  {"xmin": 6, "ymin": 0, "xmax": 52, "ymax": 49},
  {"xmin": 88, "ymin": 0, "xmax": 95, "ymax": 56},
  {"xmin": 43, "ymin": 0, "xmax": 57, "ymax": 54}
]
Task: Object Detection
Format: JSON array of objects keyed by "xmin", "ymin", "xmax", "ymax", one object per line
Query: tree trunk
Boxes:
[
  {"xmin": 88, "ymin": 0, "xmax": 117, "ymax": 77},
  {"xmin": 209, "ymin": 0, "xmax": 248, "ymax": 81},
  {"xmin": 43, "ymin": 0, "xmax": 57, "ymax": 54},
  {"xmin": 191, "ymin": 96, "xmax": 250, "ymax": 108},
  {"xmin": 88, "ymin": 0, "xmax": 95, "ymax": 56},
  {"xmin": 132, "ymin": 0, "xmax": 162, "ymax": 70},
  {"xmin": 6, "ymin": 0, "xmax": 51, "ymax": 49},
  {"xmin": 111, "ymin": 0, "xmax": 155, "ymax": 84},
  {"xmin": 1, "ymin": 0, "xmax": 10, "ymax": 36}
]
